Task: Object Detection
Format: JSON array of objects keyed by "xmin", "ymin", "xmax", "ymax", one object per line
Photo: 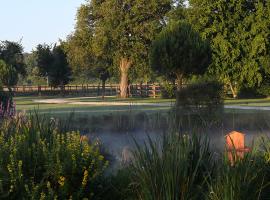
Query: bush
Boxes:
[
  {"xmin": 160, "ymin": 81, "xmax": 176, "ymax": 98},
  {"xmin": 238, "ymin": 87, "xmax": 264, "ymax": 98},
  {"xmin": 0, "ymin": 89, "xmax": 15, "ymax": 119},
  {"xmin": 257, "ymin": 83, "xmax": 270, "ymax": 97},
  {"xmin": 176, "ymin": 81, "xmax": 224, "ymax": 108},
  {"xmin": 0, "ymin": 114, "xmax": 108, "ymax": 199}
]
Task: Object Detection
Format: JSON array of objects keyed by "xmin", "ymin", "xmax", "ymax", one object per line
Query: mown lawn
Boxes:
[
  {"xmin": 14, "ymin": 95, "xmax": 270, "ymax": 116},
  {"xmin": 14, "ymin": 96, "xmax": 173, "ymax": 116}
]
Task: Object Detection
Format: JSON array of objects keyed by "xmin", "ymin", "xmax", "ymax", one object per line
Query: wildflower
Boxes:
[
  {"xmin": 98, "ymin": 155, "xmax": 104, "ymax": 161},
  {"xmin": 80, "ymin": 135, "xmax": 88, "ymax": 142},
  {"xmin": 58, "ymin": 176, "xmax": 65, "ymax": 187},
  {"xmin": 82, "ymin": 170, "xmax": 89, "ymax": 187},
  {"xmin": 40, "ymin": 192, "xmax": 46, "ymax": 200}
]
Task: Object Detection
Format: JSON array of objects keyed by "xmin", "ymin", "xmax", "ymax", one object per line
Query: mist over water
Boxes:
[{"xmin": 56, "ymin": 108, "xmax": 270, "ymax": 166}]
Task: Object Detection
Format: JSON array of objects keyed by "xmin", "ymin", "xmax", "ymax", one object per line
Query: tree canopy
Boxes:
[
  {"xmin": 188, "ymin": 0, "xmax": 270, "ymax": 97},
  {"xmin": 34, "ymin": 44, "xmax": 72, "ymax": 87},
  {"xmin": 150, "ymin": 21, "xmax": 211, "ymax": 89},
  {"xmin": 0, "ymin": 41, "xmax": 26, "ymax": 88},
  {"xmin": 89, "ymin": 0, "xmax": 172, "ymax": 97}
]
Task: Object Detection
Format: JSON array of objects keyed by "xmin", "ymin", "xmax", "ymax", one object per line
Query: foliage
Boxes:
[
  {"xmin": 130, "ymin": 131, "xmax": 270, "ymax": 200},
  {"xmin": 23, "ymin": 53, "xmax": 47, "ymax": 85},
  {"xmin": 89, "ymin": 0, "xmax": 172, "ymax": 97},
  {"xmin": 35, "ymin": 44, "xmax": 72, "ymax": 87},
  {"xmin": 0, "ymin": 114, "xmax": 108, "ymax": 199},
  {"xmin": 131, "ymin": 133, "xmax": 213, "ymax": 200},
  {"xmin": 257, "ymin": 84, "xmax": 270, "ymax": 97},
  {"xmin": 0, "ymin": 41, "xmax": 26, "ymax": 87},
  {"xmin": 0, "ymin": 83, "xmax": 15, "ymax": 120},
  {"xmin": 175, "ymin": 81, "xmax": 224, "ymax": 127},
  {"xmin": 94, "ymin": 168, "xmax": 135, "ymax": 200},
  {"xmin": 0, "ymin": 41, "xmax": 26, "ymax": 76},
  {"xmin": 160, "ymin": 81, "xmax": 176, "ymax": 98},
  {"xmin": 208, "ymin": 151, "xmax": 269, "ymax": 200},
  {"xmin": 65, "ymin": 4, "xmax": 111, "ymax": 87},
  {"xmin": 188, "ymin": 0, "xmax": 270, "ymax": 98},
  {"xmin": 176, "ymin": 81, "xmax": 224, "ymax": 108},
  {"xmin": 0, "ymin": 60, "xmax": 18, "ymax": 89},
  {"xmin": 150, "ymin": 21, "xmax": 211, "ymax": 89}
]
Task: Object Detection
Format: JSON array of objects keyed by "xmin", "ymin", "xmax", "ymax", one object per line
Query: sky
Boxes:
[{"xmin": 0, "ymin": 0, "xmax": 85, "ymax": 53}]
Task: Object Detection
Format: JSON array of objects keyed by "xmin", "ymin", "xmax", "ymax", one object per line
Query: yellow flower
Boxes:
[
  {"xmin": 98, "ymin": 155, "xmax": 104, "ymax": 161},
  {"xmin": 58, "ymin": 176, "xmax": 65, "ymax": 187},
  {"xmin": 82, "ymin": 170, "xmax": 88, "ymax": 187}
]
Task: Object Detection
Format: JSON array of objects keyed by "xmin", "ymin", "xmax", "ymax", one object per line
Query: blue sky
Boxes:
[{"xmin": 0, "ymin": 0, "xmax": 85, "ymax": 52}]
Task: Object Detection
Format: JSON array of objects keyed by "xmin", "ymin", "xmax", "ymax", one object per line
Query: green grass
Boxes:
[
  {"xmin": 224, "ymin": 97, "xmax": 270, "ymax": 106},
  {"xmin": 14, "ymin": 96, "xmax": 174, "ymax": 116},
  {"xmin": 14, "ymin": 95, "xmax": 270, "ymax": 117}
]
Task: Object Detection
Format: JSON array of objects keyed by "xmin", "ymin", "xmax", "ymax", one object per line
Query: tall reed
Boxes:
[{"xmin": 131, "ymin": 133, "xmax": 213, "ymax": 200}]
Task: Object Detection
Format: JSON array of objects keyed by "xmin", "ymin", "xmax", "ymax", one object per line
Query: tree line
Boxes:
[{"xmin": 0, "ymin": 0, "xmax": 269, "ymax": 98}]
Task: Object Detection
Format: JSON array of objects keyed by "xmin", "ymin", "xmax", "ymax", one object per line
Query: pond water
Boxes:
[{"xmin": 53, "ymin": 109, "xmax": 270, "ymax": 167}]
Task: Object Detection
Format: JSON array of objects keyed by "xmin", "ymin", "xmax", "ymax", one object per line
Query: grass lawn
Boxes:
[
  {"xmin": 224, "ymin": 97, "xmax": 270, "ymax": 106},
  {"xmin": 14, "ymin": 95, "xmax": 270, "ymax": 117},
  {"xmin": 14, "ymin": 96, "xmax": 174, "ymax": 116}
]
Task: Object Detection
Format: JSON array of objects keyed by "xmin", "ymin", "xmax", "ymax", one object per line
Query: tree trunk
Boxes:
[
  {"xmin": 101, "ymin": 79, "xmax": 106, "ymax": 100},
  {"xmin": 120, "ymin": 58, "xmax": 132, "ymax": 98},
  {"xmin": 229, "ymin": 81, "xmax": 238, "ymax": 98},
  {"xmin": 176, "ymin": 73, "xmax": 183, "ymax": 107},
  {"xmin": 176, "ymin": 73, "xmax": 183, "ymax": 91}
]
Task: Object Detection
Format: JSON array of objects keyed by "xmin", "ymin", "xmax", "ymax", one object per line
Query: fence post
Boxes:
[
  {"xmin": 153, "ymin": 84, "xmax": 156, "ymax": 98},
  {"xmin": 38, "ymin": 85, "xmax": 41, "ymax": 96},
  {"xmin": 139, "ymin": 83, "xmax": 143, "ymax": 97}
]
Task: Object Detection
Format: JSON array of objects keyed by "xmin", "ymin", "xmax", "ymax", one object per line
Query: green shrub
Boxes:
[
  {"xmin": 131, "ymin": 133, "xmax": 213, "ymax": 200},
  {"xmin": 175, "ymin": 81, "xmax": 224, "ymax": 128},
  {"xmin": 161, "ymin": 81, "xmax": 176, "ymax": 98},
  {"xmin": 257, "ymin": 83, "xmax": 270, "ymax": 97},
  {"xmin": 0, "ymin": 114, "xmax": 108, "ymax": 199},
  {"xmin": 238, "ymin": 87, "xmax": 264, "ymax": 98},
  {"xmin": 176, "ymin": 81, "xmax": 224, "ymax": 108},
  {"xmin": 0, "ymin": 89, "xmax": 14, "ymax": 119}
]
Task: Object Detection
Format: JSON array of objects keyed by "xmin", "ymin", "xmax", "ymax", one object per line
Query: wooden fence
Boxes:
[{"xmin": 3, "ymin": 84, "xmax": 164, "ymax": 98}]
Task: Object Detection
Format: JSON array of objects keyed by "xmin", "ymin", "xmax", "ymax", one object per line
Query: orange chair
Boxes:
[{"xmin": 225, "ymin": 131, "xmax": 250, "ymax": 165}]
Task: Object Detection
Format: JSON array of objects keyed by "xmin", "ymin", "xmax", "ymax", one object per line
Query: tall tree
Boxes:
[
  {"xmin": 90, "ymin": 0, "xmax": 172, "ymax": 98},
  {"xmin": 35, "ymin": 44, "xmax": 54, "ymax": 85},
  {"xmin": 35, "ymin": 44, "xmax": 72, "ymax": 87},
  {"xmin": 65, "ymin": 4, "xmax": 111, "ymax": 98},
  {"xmin": 150, "ymin": 21, "xmax": 211, "ymax": 92},
  {"xmin": 188, "ymin": 0, "xmax": 270, "ymax": 98},
  {"xmin": 0, "ymin": 41, "xmax": 26, "ymax": 88},
  {"xmin": 0, "ymin": 60, "xmax": 18, "ymax": 91}
]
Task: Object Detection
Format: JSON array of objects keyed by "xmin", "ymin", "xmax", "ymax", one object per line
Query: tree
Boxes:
[
  {"xmin": 0, "ymin": 41, "xmax": 26, "ymax": 88},
  {"xmin": 150, "ymin": 21, "xmax": 211, "ymax": 92},
  {"xmin": 0, "ymin": 60, "xmax": 18, "ymax": 91},
  {"xmin": 35, "ymin": 44, "xmax": 54, "ymax": 85},
  {"xmin": 90, "ymin": 0, "xmax": 172, "ymax": 98},
  {"xmin": 188, "ymin": 0, "xmax": 270, "ymax": 98},
  {"xmin": 65, "ymin": 4, "xmax": 111, "ymax": 98},
  {"xmin": 35, "ymin": 44, "xmax": 72, "ymax": 87},
  {"xmin": 50, "ymin": 45, "xmax": 72, "ymax": 87}
]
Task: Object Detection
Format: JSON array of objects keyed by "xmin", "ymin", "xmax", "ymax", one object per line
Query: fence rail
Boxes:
[{"xmin": 2, "ymin": 84, "xmax": 164, "ymax": 98}]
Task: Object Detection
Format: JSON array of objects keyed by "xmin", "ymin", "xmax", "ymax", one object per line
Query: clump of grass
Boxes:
[
  {"xmin": 208, "ymin": 152, "xmax": 268, "ymax": 200},
  {"xmin": 131, "ymin": 133, "xmax": 214, "ymax": 200}
]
